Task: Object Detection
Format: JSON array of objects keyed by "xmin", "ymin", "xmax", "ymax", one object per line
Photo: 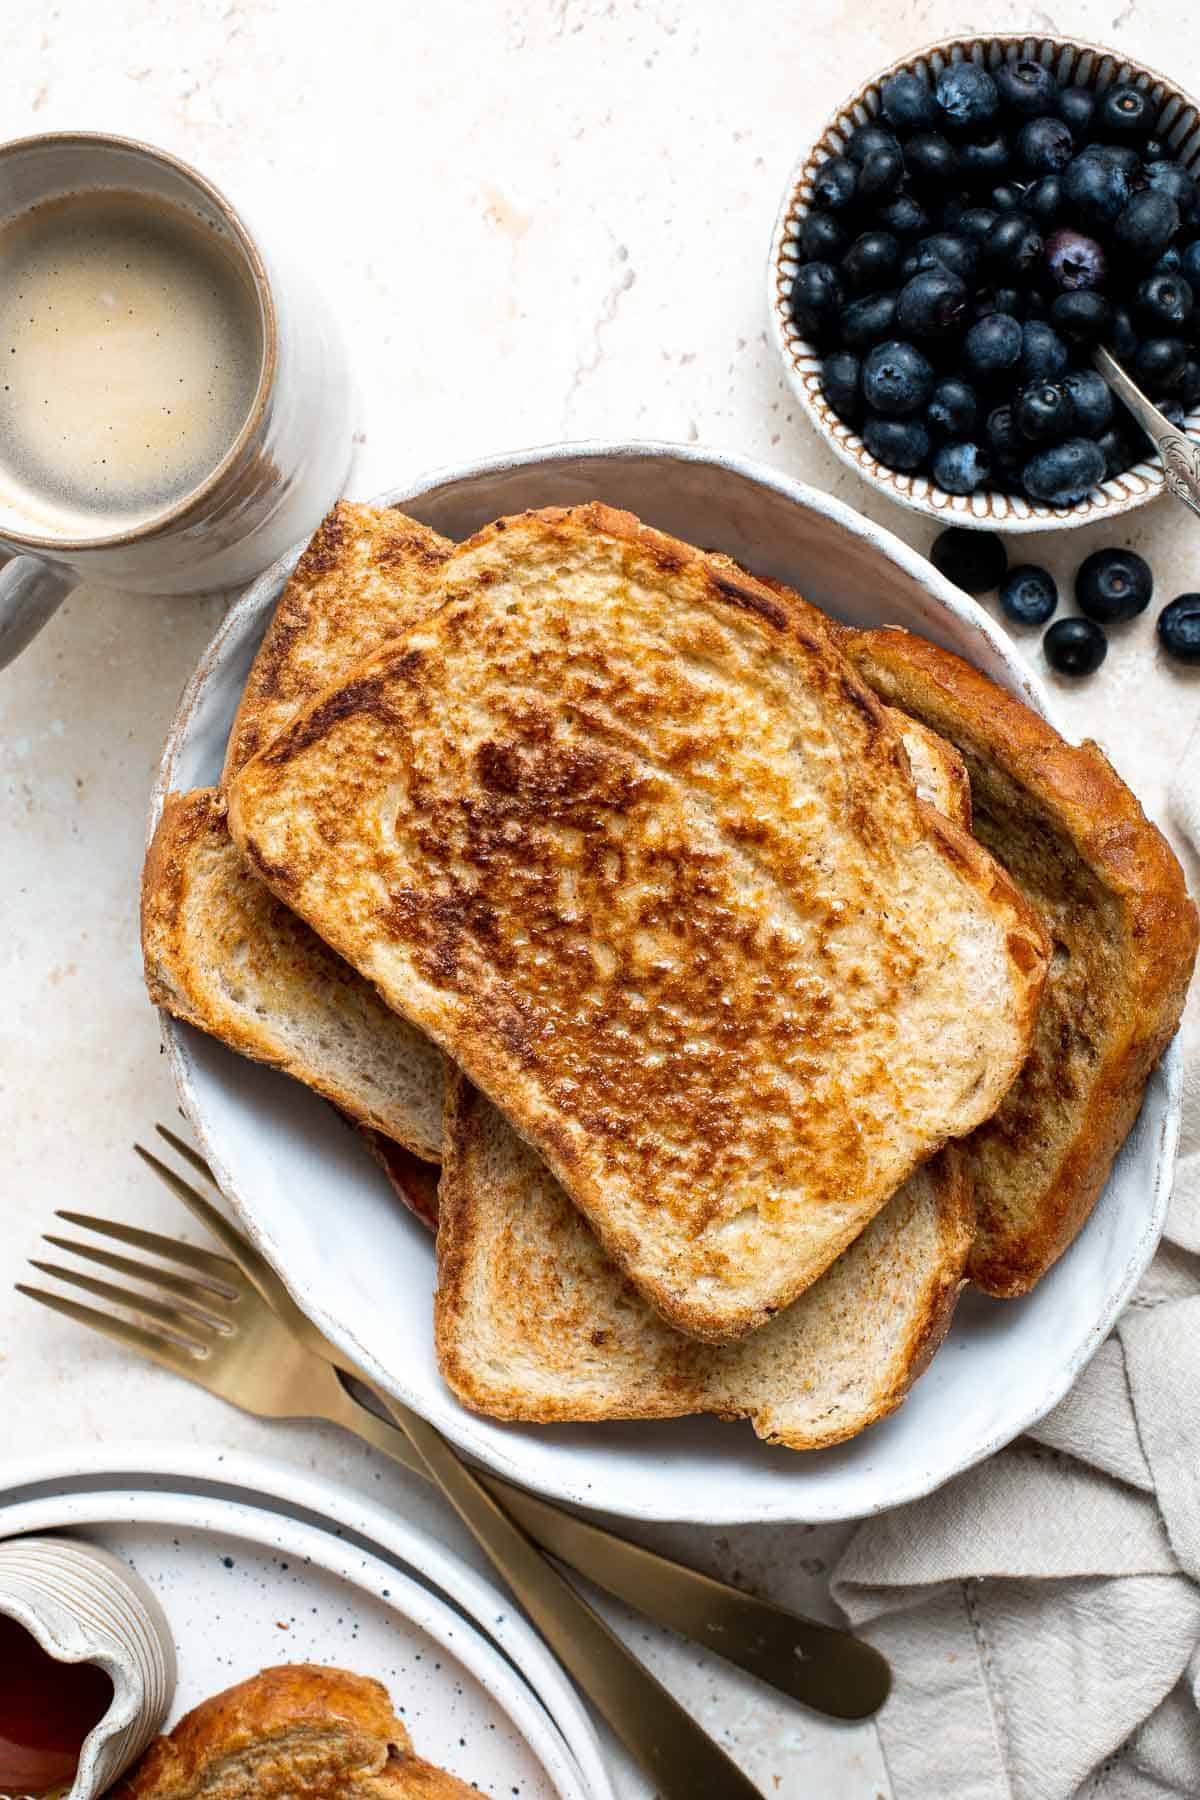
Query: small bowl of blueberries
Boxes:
[{"xmin": 768, "ymin": 36, "xmax": 1200, "ymax": 532}]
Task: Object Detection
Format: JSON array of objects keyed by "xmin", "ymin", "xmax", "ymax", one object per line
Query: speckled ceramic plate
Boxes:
[
  {"xmin": 767, "ymin": 35, "xmax": 1200, "ymax": 531},
  {"xmin": 152, "ymin": 443, "xmax": 1182, "ymax": 1525},
  {"xmin": 0, "ymin": 1445, "xmax": 615, "ymax": 1800}
]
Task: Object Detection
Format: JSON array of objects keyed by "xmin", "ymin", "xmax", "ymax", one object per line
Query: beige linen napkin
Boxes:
[{"xmin": 831, "ymin": 732, "xmax": 1200, "ymax": 1800}]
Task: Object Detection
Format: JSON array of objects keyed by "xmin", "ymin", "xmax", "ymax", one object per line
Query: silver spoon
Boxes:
[{"xmin": 1093, "ymin": 344, "xmax": 1200, "ymax": 521}]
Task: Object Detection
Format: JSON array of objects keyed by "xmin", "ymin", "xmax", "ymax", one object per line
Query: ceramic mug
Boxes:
[{"xmin": 0, "ymin": 131, "xmax": 354, "ymax": 669}]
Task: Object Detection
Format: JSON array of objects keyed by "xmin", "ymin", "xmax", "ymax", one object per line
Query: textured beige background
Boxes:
[{"xmin": 2, "ymin": 4, "xmax": 1198, "ymax": 1795}]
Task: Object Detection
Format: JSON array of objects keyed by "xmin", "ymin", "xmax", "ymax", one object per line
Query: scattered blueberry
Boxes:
[
  {"xmin": 996, "ymin": 59, "xmax": 1059, "ymax": 116},
  {"xmin": 1000, "ymin": 564, "xmax": 1058, "ymax": 625},
  {"xmin": 862, "ymin": 339, "xmax": 934, "ymax": 415},
  {"xmin": 1022, "ymin": 437, "xmax": 1105, "ymax": 505},
  {"xmin": 881, "ymin": 69, "xmax": 939, "ymax": 131},
  {"xmin": 1044, "ymin": 226, "xmax": 1106, "ymax": 290},
  {"xmin": 1157, "ymin": 594, "xmax": 1200, "ymax": 662},
  {"xmin": 935, "ymin": 63, "xmax": 1000, "ymax": 133},
  {"xmin": 929, "ymin": 526, "xmax": 1007, "ymax": 593},
  {"xmin": 1044, "ymin": 616, "xmax": 1108, "ymax": 674},
  {"xmin": 933, "ymin": 440, "xmax": 992, "ymax": 493},
  {"xmin": 926, "ymin": 375, "xmax": 978, "ymax": 440},
  {"xmin": 1075, "ymin": 547, "xmax": 1153, "ymax": 622},
  {"xmin": 863, "ymin": 413, "xmax": 931, "ymax": 469}
]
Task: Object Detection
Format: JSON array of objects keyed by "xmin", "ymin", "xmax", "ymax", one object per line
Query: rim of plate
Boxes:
[
  {"xmin": 0, "ymin": 1442, "xmax": 614, "ymax": 1800},
  {"xmin": 150, "ymin": 440, "xmax": 1180, "ymax": 1524},
  {"xmin": 767, "ymin": 34, "xmax": 1200, "ymax": 531}
]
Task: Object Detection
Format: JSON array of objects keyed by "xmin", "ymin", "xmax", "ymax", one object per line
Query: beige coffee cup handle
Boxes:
[{"xmin": 0, "ymin": 553, "xmax": 78, "ymax": 669}]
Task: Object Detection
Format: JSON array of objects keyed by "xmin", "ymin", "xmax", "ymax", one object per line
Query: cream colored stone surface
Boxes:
[{"xmin": 1, "ymin": 3, "xmax": 1198, "ymax": 1796}]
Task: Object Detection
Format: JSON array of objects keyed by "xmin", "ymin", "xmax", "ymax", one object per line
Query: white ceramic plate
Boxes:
[
  {"xmin": 0, "ymin": 1444, "xmax": 615, "ymax": 1800},
  {"xmin": 153, "ymin": 442, "xmax": 1182, "ymax": 1524}
]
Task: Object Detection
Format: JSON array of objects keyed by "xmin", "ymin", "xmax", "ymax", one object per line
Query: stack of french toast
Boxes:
[{"xmin": 142, "ymin": 500, "xmax": 1199, "ymax": 1450}]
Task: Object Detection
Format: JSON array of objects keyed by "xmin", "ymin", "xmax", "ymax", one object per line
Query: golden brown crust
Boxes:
[
  {"xmin": 221, "ymin": 501, "xmax": 452, "ymax": 784},
  {"xmin": 839, "ymin": 625, "xmax": 1199, "ymax": 1295},
  {"xmin": 230, "ymin": 502, "xmax": 1048, "ymax": 1339}
]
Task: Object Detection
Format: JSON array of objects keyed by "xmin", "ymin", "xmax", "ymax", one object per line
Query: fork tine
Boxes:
[
  {"xmin": 55, "ymin": 1207, "xmax": 241, "ymax": 1287},
  {"xmin": 27, "ymin": 1260, "xmax": 218, "ymax": 1348},
  {"xmin": 41, "ymin": 1234, "xmax": 237, "ymax": 1317},
  {"xmin": 134, "ymin": 1146, "xmax": 269, "ymax": 1289},
  {"xmin": 154, "ymin": 1123, "xmax": 217, "ymax": 1185},
  {"xmin": 17, "ymin": 1284, "xmax": 204, "ymax": 1377}
]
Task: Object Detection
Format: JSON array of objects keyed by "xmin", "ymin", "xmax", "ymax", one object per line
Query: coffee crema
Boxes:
[{"xmin": 0, "ymin": 188, "xmax": 263, "ymax": 538}]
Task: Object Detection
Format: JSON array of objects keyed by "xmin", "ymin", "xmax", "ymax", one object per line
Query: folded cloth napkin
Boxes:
[{"xmin": 831, "ymin": 725, "xmax": 1200, "ymax": 1800}]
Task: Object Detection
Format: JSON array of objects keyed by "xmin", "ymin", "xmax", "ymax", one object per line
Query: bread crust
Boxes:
[
  {"xmin": 230, "ymin": 502, "xmax": 1047, "ymax": 1339},
  {"xmin": 839, "ymin": 625, "xmax": 1199, "ymax": 1295}
]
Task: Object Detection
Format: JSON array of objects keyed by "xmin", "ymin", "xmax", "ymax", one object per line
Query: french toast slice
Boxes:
[
  {"xmin": 228, "ymin": 501, "xmax": 1048, "ymax": 1340},
  {"xmin": 436, "ymin": 1075, "xmax": 973, "ymax": 1448},
  {"xmin": 839, "ymin": 625, "xmax": 1199, "ymax": 1295},
  {"xmin": 142, "ymin": 789, "xmax": 445, "ymax": 1158},
  {"xmin": 110, "ymin": 1663, "xmax": 476, "ymax": 1797},
  {"xmin": 144, "ymin": 504, "xmax": 453, "ymax": 1161}
]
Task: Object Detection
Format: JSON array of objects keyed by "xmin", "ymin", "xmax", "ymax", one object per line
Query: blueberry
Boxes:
[
  {"xmin": 1098, "ymin": 425, "xmax": 1131, "ymax": 478},
  {"xmin": 1022, "ymin": 438, "xmax": 1105, "ymax": 505},
  {"xmin": 791, "ymin": 262, "xmax": 844, "ymax": 338},
  {"xmin": 1016, "ymin": 116, "xmax": 1074, "ymax": 176},
  {"xmin": 902, "ymin": 231, "xmax": 978, "ymax": 283},
  {"xmin": 983, "ymin": 213, "xmax": 1042, "ymax": 276},
  {"xmin": 1134, "ymin": 335, "xmax": 1188, "ymax": 391},
  {"xmin": 936, "ymin": 193, "xmax": 971, "ymax": 230},
  {"xmin": 1019, "ymin": 320, "xmax": 1068, "ymax": 381},
  {"xmin": 1181, "ymin": 239, "xmax": 1200, "ymax": 286},
  {"xmin": 1044, "ymin": 617, "xmax": 1107, "ymax": 674},
  {"xmin": 843, "ymin": 230, "xmax": 901, "ymax": 291},
  {"xmin": 1048, "ymin": 294, "xmax": 1106, "ymax": 350},
  {"xmin": 1025, "ymin": 174, "xmax": 1062, "ymax": 226},
  {"xmin": 847, "ymin": 122, "xmax": 900, "ymax": 165},
  {"xmin": 995, "ymin": 58, "xmax": 1058, "ymax": 117},
  {"xmin": 929, "ymin": 526, "xmax": 1007, "ymax": 592},
  {"xmin": 960, "ymin": 206, "xmax": 999, "ymax": 244},
  {"xmin": 1152, "ymin": 245, "xmax": 1184, "ymax": 277},
  {"xmin": 1076, "ymin": 547, "xmax": 1153, "ymax": 622},
  {"xmin": 1159, "ymin": 398, "xmax": 1188, "ymax": 427},
  {"xmin": 1044, "ymin": 226, "xmax": 1106, "ymax": 290},
  {"xmin": 986, "ymin": 402, "xmax": 1024, "ymax": 468},
  {"xmin": 935, "ymin": 63, "xmax": 1000, "ymax": 134},
  {"xmin": 1000, "ymin": 564, "xmax": 1058, "ymax": 624},
  {"xmin": 857, "ymin": 143, "xmax": 906, "ymax": 202},
  {"xmin": 881, "ymin": 70, "xmax": 938, "ymax": 132},
  {"xmin": 875, "ymin": 193, "xmax": 930, "ymax": 239},
  {"xmin": 1114, "ymin": 190, "xmax": 1180, "ymax": 260},
  {"xmin": 896, "ymin": 268, "xmax": 970, "ymax": 337},
  {"xmin": 1016, "ymin": 380, "xmax": 1075, "ymax": 441},
  {"xmin": 1176, "ymin": 360, "xmax": 1200, "ymax": 408},
  {"xmin": 975, "ymin": 285, "xmax": 1026, "ymax": 320},
  {"xmin": 1157, "ymin": 594, "xmax": 1200, "ymax": 662},
  {"xmin": 957, "ymin": 134, "xmax": 1010, "ymax": 180},
  {"xmin": 1143, "ymin": 163, "xmax": 1197, "ymax": 222},
  {"xmin": 813, "ymin": 155, "xmax": 859, "ymax": 213},
  {"xmin": 798, "ymin": 211, "xmax": 849, "ymax": 263},
  {"xmin": 1143, "ymin": 137, "xmax": 1170, "ymax": 164},
  {"xmin": 905, "ymin": 132, "xmax": 957, "ymax": 186},
  {"xmin": 990, "ymin": 181, "xmax": 1030, "ymax": 213},
  {"xmin": 1061, "ymin": 368, "xmax": 1114, "ymax": 436},
  {"xmin": 1136, "ymin": 271, "xmax": 1195, "ymax": 332},
  {"xmin": 933, "ymin": 440, "xmax": 992, "ymax": 493},
  {"xmin": 1096, "ymin": 144, "xmax": 1142, "ymax": 177},
  {"xmin": 1106, "ymin": 302, "xmax": 1138, "ymax": 360},
  {"xmin": 1063, "ymin": 151, "xmax": 1131, "ymax": 226},
  {"xmin": 926, "ymin": 375, "xmax": 978, "ymax": 440},
  {"xmin": 841, "ymin": 289, "xmax": 899, "ymax": 347},
  {"xmin": 862, "ymin": 339, "xmax": 934, "ymax": 415},
  {"xmin": 821, "ymin": 349, "xmax": 862, "ymax": 422},
  {"xmin": 863, "ymin": 412, "xmax": 931, "ymax": 471},
  {"xmin": 1100, "ymin": 84, "xmax": 1156, "ymax": 141},
  {"xmin": 964, "ymin": 312, "xmax": 1022, "ymax": 376},
  {"xmin": 1055, "ymin": 85, "xmax": 1096, "ymax": 138}
]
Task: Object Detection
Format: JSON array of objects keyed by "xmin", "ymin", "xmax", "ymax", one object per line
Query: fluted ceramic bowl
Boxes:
[{"xmin": 768, "ymin": 35, "xmax": 1200, "ymax": 531}]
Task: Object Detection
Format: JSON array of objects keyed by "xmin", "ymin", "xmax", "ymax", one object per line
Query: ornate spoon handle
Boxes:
[{"xmin": 1094, "ymin": 344, "xmax": 1200, "ymax": 521}]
